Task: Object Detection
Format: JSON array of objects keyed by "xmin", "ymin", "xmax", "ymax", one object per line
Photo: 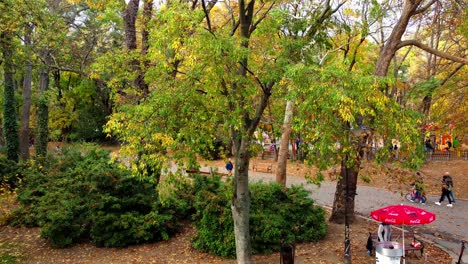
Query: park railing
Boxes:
[{"xmin": 425, "ymin": 150, "xmax": 468, "ymax": 161}]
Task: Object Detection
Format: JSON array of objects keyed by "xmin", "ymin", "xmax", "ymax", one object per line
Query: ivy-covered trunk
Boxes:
[
  {"xmin": 231, "ymin": 137, "xmax": 252, "ymax": 264},
  {"xmin": 35, "ymin": 53, "xmax": 50, "ymax": 158},
  {"xmin": 1, "ymin": 32, "xmax": 19, "ymax": 162}
]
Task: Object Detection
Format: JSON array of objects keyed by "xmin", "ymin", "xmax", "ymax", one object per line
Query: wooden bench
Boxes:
[
  {"xmin": 185, "ymin": 168, "xmax": 225, "ymax": 177},
  {"xmin": 261, "ymin": 150, "xmax": 276, "ymax": 160},
  {"xmin": 369, "ymin": 231, "xmax": 424, "ymax": 256},
  {"xmin": 252, "ymin": 162, "xmax": 273, "ymax": 173}
]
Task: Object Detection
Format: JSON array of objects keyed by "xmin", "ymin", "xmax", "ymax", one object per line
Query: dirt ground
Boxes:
[
  {"xmin": 0, "ymin": 211, "xmax": 451, "ymax": 264},
  {"xmin": 1, "ymin": 151, "xmax": 463, "ymax": 263}
]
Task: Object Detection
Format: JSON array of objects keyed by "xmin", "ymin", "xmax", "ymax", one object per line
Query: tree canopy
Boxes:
[{"xmin": 1, "ymin": 0, "xmax": 466, "ymax": 262}]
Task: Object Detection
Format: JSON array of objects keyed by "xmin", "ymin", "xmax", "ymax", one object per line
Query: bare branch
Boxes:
[
  {"xmin": 397, "ymin": 39, "xmax": 468, "ymax": 64},
  {"xmin": 332, "ymin": 0, "xmax": 347, "ymax": 13},
  {"xmin": 201, "ymin": 0, "xmax": 213, "ymax": 32},
  {"xmin": 238, "ymin": 61, "xmax": 266, "ymax": 93},
  {"xmin": 414, "ymin": 0, "xmax": 438, "ymax": 15},
  {"xmin": 440, "ymin": 63, "xmax": 465, "ymax": 86},
  {"xmin": 250, "ymin": 2, "xmax": 275, "ymax": 34}
]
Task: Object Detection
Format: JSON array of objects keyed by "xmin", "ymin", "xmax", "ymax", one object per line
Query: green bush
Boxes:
[
  {"xmin": 11, "ymin": 146, "xmax": 182, "ymax": 248},
  {"xmin": 191, "ymin": 176, "xmax": 327, "ymax": 258},
  {"xmin": 0, "ymin": 156, "xmax": 21, "ymax": 189},
  {"xmin": 191, "ymin": 175, "xmax": 235, "ymax": 257}
]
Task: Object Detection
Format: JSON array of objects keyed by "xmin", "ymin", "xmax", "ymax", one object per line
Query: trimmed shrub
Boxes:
[
  {"xmin": 191, "ymin": 176, "xmax": 327, "ymax": 258},
  {"xmin": 191, "ymin": 175, "xmax": 235, "ymax": 257},
  {"xmin": 0, "ymin": 156, "xmax": 20, "ymax": 189},
  {"xmin": 11, "ymin": 146, "xmax": 181, "ymax": 248}
]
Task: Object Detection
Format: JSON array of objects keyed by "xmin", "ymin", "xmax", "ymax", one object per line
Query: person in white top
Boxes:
[{"xmin": 378, "ymin": 222, "xmax": 392, "ymax": 242}]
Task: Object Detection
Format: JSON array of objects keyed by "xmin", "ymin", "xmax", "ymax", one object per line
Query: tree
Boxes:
[
  {"xmin": 405, "ymin": 1, "xmax": 467, "ymax": 131},
  {"xmin": 105, "ymin": 1, "xmax": 282, "ymax": 262},
  {"xmin": 374, "ymin": 0, "xmax": 467, "ymax": 77},
  {"xmin": 1, "ymin": 31, "xmax": 19, "ymax": 162},
  {"xmin": 35, "ymin": 51, "xmax": 51, "ymax": 158},
  {"xmin": 274, "ymin": 0, "xmax": 345, "ymax": 186},
  {"xmin": 328, "ymin": 0, "xmax": 467, "ymax": 224},
  {"xmin": 122, "ymin": 0, "xmax": 149, "ymax": 97},
  {"xmin": 19, "ymin": 23, "xmax": 34, "ymax": 160},
  {"xmin": 0, "ymin": 0, "xmax": 24, "ymax": 162}
]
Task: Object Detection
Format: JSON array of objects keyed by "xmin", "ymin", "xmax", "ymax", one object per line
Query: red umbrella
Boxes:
[
  {"xmin": 370, "ymin": 204, "xmax": 436, "ymax": 263},
  {"xmin": 370, "ymin": 204, "xmax": 436, "ymax": 225}
]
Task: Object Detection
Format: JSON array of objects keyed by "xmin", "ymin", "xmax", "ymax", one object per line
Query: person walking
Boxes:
[
  {"xmin": 444, "ymin": 172, "xmax": 456, "ymax": 203},
  {"xmin": 225, "ymin": 158, "xmax": 233, "ymax": 176},
  {"xmin": 435, "ymin": 173, "xmax": 453, "ymax": 207}
]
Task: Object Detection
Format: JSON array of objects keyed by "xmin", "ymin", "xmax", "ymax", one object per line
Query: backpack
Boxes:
[
  {"xmin": 226, "ymin": 161, "xmax": 233, "ymax": 170},
  {"xmin": 445, "ymin": 176, "xmax": 453, "ymax": 187}
]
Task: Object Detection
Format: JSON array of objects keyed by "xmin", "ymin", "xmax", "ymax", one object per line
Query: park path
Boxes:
[{"xmin": 199, "ymin": 165, "xmax": 467, "ymax": 263}]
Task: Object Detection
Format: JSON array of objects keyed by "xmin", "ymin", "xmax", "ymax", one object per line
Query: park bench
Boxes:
[
  {"xmin": 252, "ymin": 162, "xmax": 273, "ymax": 173},
  {"xmin": 261, "ymin": 149, "xmax": 276, "ymax": 160},
  {"xmin": 369, "ymin": 231, "xmax": 424, "ymax": 257},
  {"xmin": 185, "ymin": 168, "xmax": 225, "ymax": 177}
]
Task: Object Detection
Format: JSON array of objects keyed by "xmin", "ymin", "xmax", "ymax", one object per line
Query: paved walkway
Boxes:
[{"xmin": 200, "ymin": 166, "xmax": 467, "ymax": 263}]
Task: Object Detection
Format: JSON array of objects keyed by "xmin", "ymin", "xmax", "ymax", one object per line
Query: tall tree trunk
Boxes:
[
  {"xmin": 124, "ymin": 0, "xmax": 139, "ymax": 51},
  {"xmin": 35, "ymin": 53, "xmax": 51, "ymax": 157},
  {"xmin": 275, "ymin": 100, "xmax": 294, "ymax": 186},
  {"xmin": 1, "ymin": 32, "xmax": 19, "ymax": 162},
  {"xmin": 123, "ymin": 0, "xmax": 149, "ymax": 96},
  {"xmin": 137, "ymin": 0, "xmax": 152, "ymax": 96},
  {"xmin": 20, "ymin": 24, "xmax": 33, "ymax": 160},
  {"xmin": 230, "ymin": 1, "xmax": 264, "ymax": 262},
  {"xmin": 330, "ymin": 128, "xmax": 369, "ymax": 223},
  {"xmin": 142, "ymin": 0, "xmax": 152, "ymax": 55},
  {"xmin": 329, "ymin": 156, "xmax": 359, "ymax": 223},
  {"xmin": 232, "ymin": 138, "xmax": 253, "ymax": 264}
]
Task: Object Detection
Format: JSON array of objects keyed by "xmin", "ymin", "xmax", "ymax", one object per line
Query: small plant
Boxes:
[
  {"xmin": 359, "ymin": 173, "xmax": 372, "ymax": 183},
  {"xmin": 0, "ymin": 156, "xmax": 21, "ymax": 189}
]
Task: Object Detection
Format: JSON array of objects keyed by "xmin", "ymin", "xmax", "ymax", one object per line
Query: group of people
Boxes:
[
  {"xmin": 409, "ymin": 171, "xmax": 456, "ymax": 207},
  {"xmin": 425, "ymin": 136, "xmax": 461, "ymax": 152},
  {"xmin": 435, "ymin": 172, "xmax": 455, "ymax": 207}
]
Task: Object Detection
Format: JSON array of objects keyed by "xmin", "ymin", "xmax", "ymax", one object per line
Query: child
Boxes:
[
  {"xmin": 225, "ymin": 158, "xmax": 233, "ymax": 176},
  {"xmin": 366, "ymin": 233, "xmax": 373, "ymax": 256}
]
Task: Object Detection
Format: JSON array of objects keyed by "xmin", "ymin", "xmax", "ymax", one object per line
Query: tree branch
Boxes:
[
  {"xmin": 250, "ymin": 2, "xmax": 275, "ymax": 34},
  {"xmin": 440, "ymin": 63, "xmax": 464, "ymax": 86},
  {"xmin": 397, "ymin": 39, "xmax": 468, "ymax": 64},
  {"xmin": 238, "ymin": 61, "xmax": 266, "ymax": 93},
  {"xmin": 201, "ymin": 0, "xmax": 218, "ymax": 33},
  {"xmin": 201, "ymin": 0, "xmax": 211, "ymax": 31},
  {"xmin": 332, "ymin": 0, "xmax": 347, "ymax": 13},
  {"xmin": 414, "ymin": 0, "xmax": 437, "ymax": 15}
]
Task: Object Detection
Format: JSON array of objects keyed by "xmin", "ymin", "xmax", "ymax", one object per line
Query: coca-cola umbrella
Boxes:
[{"xmin": 370, "ymin": 204, "xmax": 436, "ymax": 263}]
